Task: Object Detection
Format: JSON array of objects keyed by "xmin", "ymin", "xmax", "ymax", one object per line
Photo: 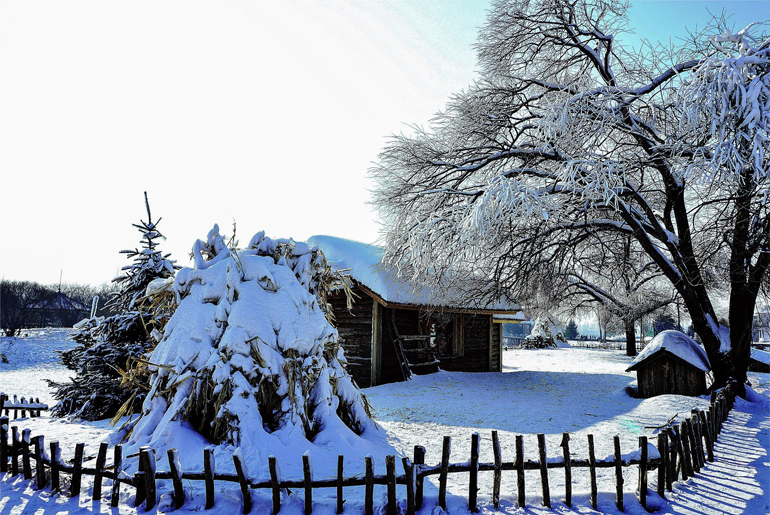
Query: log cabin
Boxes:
[{"xmin": 308, "ymin": 236, "xmax": 521, "ymax": 387}]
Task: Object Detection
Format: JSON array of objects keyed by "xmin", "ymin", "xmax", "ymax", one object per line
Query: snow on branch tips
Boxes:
[{"xmin": 125, "ymin": 227, "xmax": 376, "ymax": 461}]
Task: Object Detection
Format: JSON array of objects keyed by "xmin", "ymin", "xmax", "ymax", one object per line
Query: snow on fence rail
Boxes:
[
  {"xmin": 0, "ymin": 383, "xmax": 738, "ymax": 514},
  {"xmin": 0, "ymin": 393, "xmax": 48, "ymax": 418}
]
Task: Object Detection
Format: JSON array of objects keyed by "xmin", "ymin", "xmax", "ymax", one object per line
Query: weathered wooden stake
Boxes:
[
  {"xmin": 140, "ymin": 447, "xmax": 157, "ymax": 510},
  {"xmin": 414, "ymin": 445, "xmax": 425, "ymax": 510},
  {"xmin": 111, "ymin": 445, "xmax": 122, "ymax": 508},
  {"xmin": 537, "ymin": 433, "xmax": 550, "ymax": 508},
  {"xmin": 638, "ymin": 436, "xmax": 648, "ymax": 511},
  {"xmin": 20, "ymin": 397, "xmax": 26, "ymax": 419},
  {"xmin": 269, "ymin": 455, "xmax": 281, "ymax": 515},
  {"xmin": 438, "ymin": 436, "xmax": 451, "ymax": 510},
  {"xmin": 665, "ymin": 430, "xmax": 675, "ymax": 491},
  {"xmin": 168, "ymin": 448, "xmax": 185, "ymax": 510},
  {"xmin": 561, "ymin": 433, "xmax": 572, "ymax": 508},
  {"xmin": 337, "ymin": 455, "xmax": 345, "ymax": 514},
  {"xmin": 680, "ymin": 422, "xmax": 694, "ymax": 478},
  {"xmin": 134, "ymin": 445, "xmax": 146, "ymax": 507},
  {"xmin": 700, "ymin": 410, "xmax": 714, "ymax": 462},
  {"xmin": 0, "ymin": 416, "xmax": 8, "ymax": 473},
  {"xmin": 364, "ymin": 456, "xmax": 374, "ymax": 515},
  {"xmin": 588, "ymin": 434, "xmax": 597, "ymax": 510},
  {"xmin": 386, "ymin": 455, "xmax": 397, "ymax": 515},
  {"xmin": 685, "ymin": 418, "xmax": 700, "ymax": 472},
  {"xmin": 10, "ymin": 426, "xmax": 19, "ymax": 476},
  {"xmin": 93, "ymin": 442, "xmax": 108, "ymax": 500},
  {"xmin": 469, "ymin": 433, "xmax": 480, "ymax": 512},
  {"xmin": 515, "ymin": 434, "xmax": 525, "ymax": 508},
  {"xmin": 492, "ymin": 431, "xmax": 502, "ymax": 509},
  {"xmin": 204, "ymin": 446, "xmax": 216, "ymax": 510},
  {"xmin": 303, "ymin": 451, "xmax": 313, "ymax": 515},
  {"xmin": 691, "ymin": 412, "xmax": 705, "ymax": 469},
  {"xmin": 403, "ymin": 457, "xmax": 415, "ymax": 515},
  {"xmin": 32, "ymin": 435, "xmax": 45, "ymax": 489},
  {"xmin": 71, "ymin": 442, "xmax": 85, "ymax": 498},
  {"xmin": 21, "ymin": 428, "xmax": 31, "ymax": 479},
  {"xmin": 233, "ymin": 449, "xmax": 252, "ymax": 514},
  {"xmin": 50, "ymin": 441, "xmax": 60, "ymax": 492},
  {"xmin": 657, "ymin": 432, "xmax": 667, "ymax": 499},
  {"xmin": 614, "ymin": 435, "xmax": 624, "ymax": 512}
]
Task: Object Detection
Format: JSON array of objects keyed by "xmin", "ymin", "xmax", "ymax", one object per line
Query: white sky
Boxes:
[{"xmin": 0, "ymin": 0, "xmax": 766, "ymax": 286}]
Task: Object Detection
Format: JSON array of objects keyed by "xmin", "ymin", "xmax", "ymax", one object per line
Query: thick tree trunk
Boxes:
[{"xmin": 625, "ymin": 321, "xmax": 636, "ymax": 356}]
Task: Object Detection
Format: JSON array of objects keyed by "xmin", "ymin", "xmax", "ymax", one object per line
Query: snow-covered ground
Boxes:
[{"xmin": 0, "ymin": 329, "xmax": 768, "ymax": 514}]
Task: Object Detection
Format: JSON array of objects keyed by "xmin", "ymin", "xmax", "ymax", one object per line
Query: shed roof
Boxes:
[
  {"xmin": 307, "ymin": 235, "xmax": 519, "ymax": 313},
  {"xmin": 626, "ymin": 330, "xmax": 711, "ymax": 373}
]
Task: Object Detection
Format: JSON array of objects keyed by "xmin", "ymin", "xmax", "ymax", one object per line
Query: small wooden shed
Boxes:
[
  {"xmin": 308, "ymin": 236, "xmax": 521, "ymax": 387},
  {"xmin": 626, "ymin": 330, "xmax": 711, "ymax": 398}
]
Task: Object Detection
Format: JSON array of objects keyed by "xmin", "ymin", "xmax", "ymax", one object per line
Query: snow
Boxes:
[
  {"xmin": 751, "ymin": 347, "xmax": 770, "ymax": 365},
  {"xmin": 1, "ymin": 330, "xmax": 769, "ymax": 514},
  {"xmin": 627, "ymin": 330, "xmax": 711, "ymax": 372},
  {"xmin": 307, "ymin": 235, "xmax": 519, "ymax": 312}
]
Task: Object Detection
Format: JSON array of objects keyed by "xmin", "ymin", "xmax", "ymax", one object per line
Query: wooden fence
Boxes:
[
  {"xmin": 0, "ymin": 383, "xmax": 738, "ymax": 514},
  {"xmin": 0, "ymin": 393, "xmax": 48, "ymax": 419}
]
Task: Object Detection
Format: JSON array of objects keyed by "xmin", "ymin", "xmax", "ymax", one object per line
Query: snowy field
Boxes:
[{"xmin": 0, "ymin": 328, "xmax": 768, "ymax": 514}]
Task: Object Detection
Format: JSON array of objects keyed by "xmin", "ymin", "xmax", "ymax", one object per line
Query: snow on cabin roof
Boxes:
[
  {"xmin": 307, "ymin": 235, "xmax": 520, "ymax": 312},
  {"xmin": 626, "ymin": 330, "xmax": 711, "ymax": 373}
]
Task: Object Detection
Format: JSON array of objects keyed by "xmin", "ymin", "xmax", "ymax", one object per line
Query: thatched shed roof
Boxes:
[{"xmin": 626, "ymin": 330, "xmax": 711, "ymax": 373}]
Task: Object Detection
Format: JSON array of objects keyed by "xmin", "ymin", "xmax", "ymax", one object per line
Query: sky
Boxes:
[{"xmin": 0, "ymin": 0, "xmax": 766, "ymax": 286}]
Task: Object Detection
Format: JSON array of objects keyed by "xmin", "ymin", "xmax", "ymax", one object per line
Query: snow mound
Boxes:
[{"xmin": 628, "ymin": 330, "xmax": 711, "ymax": 372}]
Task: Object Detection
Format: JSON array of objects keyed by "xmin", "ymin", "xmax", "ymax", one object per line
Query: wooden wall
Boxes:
[
  {"xmin": 637, "ymin": 357, "xmax": 706, "ymax": 397},
  {"xmin": 491, "ymin": 321, "xmax": 502, "ymax": 372},
  {"xmin": 328, "ymin": 291, "xmax": 374, "ymax": 387}
]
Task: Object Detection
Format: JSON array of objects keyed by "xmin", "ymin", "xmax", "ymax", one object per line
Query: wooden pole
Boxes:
[
  {"xmin": 414, "ymin": 446, "xmax": 425, "ymax": 510},
  {"xmin": 270, "ymin": 455, "xmax": 281, "ymax": 515},
  {"xmin": 515, "ymin": 435, "xmax": 525, "ymax": 508},
  {"xmin": 691, "ymin": 411, "xmax": 705, "ymax": 469},
  {"xmin": 337, "ymin": 455, "xmax": 344, "ymax": 514},
  {"xmin": 364, "ymin": 456, "xmax": 374, "ymax": 515},
  {"xmin": 168, "ymin": 448, "xmax": 185, "ymax": 510},
  {"xmin": 303, "ymin": 451, "xmax": 313, "ymax": 515},
  {"xmin": 657, "ymin": 432, "xmax": 667, "ymax": 499},
  {"xmin": 71, "ymin": 442, "xmax": 85, "ymax": 498},
  {"xmin": 638, "ymin": 436, "xmax": 648, "ymax": 511},
  {"xmin": 50, "ymin": 441, "xmax": 60, "ymax": 493},
  {"xmin": 561, "ymin": 432, "xmax": 572, "ymax": 508},
  {"xmin": 32, "ymin": 435, "xmax": 45, "ymax": 489},
  {"xmin": 93, "ymin": 442, "xmax": 108, "ymax": 500},
  {"xmin": 680, "ymin": 422, "xmax": 694, "ymax": 478},
  {"xmin": 614, "ymin": 435, "xmax": 623, "ymax": 512},
  {"xmin": 21, "ymin": 428, "xmax": 31, "ymax": 480},
  {"xmin": 665, "ymin": 429, "xmax": 675, "ymax": 491},
  {"xmin": 403, "ymin": 457, "xmax": 415, "ymax": 515},
  {"xmin": 140, "ymin": 447, "xmax": 157, "ymax": 510},
  {"xmin": 234, "ymin": 450, "xmax": 252, "ymax": 514},
  {"xmin": 685, "ymin": 418, "xmax": 700, "ymax": 472},
  {"xmin": 111, "ymin": 445, "xmax": 122, "ymax": 508},
  {"xmin": 10, "ymin": 426, "xmax": 19, "ymax": 476},
  {"xmin": 588, "ymin": 434, "xmax": 597, "ymax": 510},
  {"xmin": 469, "ymin": 433, "xmax": 480, "ymax": 512},
  {"xmin": 537, "ymin": 433, "xmax": 550, "ymax": 508},
  {"xmin": 438, "ymin": 436, "xmax": 451, "ymax": 511},
  {"xmin": 492, "ymin": 431, "xmax": 502, "ymax": 509},
  {"xmin": 0, "ymin": 416, "xmax": 7, "ymax": 473},
  {"xmin": 204, "ymin": 446, "xmax": 216, "ymax": 509},
  {"xmin": 386, "ymin": 455, "xmax": 397, "ymax": 515}
]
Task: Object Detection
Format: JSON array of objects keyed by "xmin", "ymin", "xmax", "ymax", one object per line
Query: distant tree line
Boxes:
[{"xmin": 0, "ymin": 280, "xmax": 116, "ymax": 336}]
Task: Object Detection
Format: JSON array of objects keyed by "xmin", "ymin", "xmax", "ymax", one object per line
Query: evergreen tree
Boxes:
[
  {"xmin": 49, "ymin": 193, "xmax": 178, "ymax": 420},
  {"xmin": 564, "ymin": 319, "xmax": 580, "ymax": 340}
]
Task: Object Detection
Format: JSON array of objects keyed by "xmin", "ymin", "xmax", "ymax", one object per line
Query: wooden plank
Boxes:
[
  {"xmin": 50, "ymin": 441, "xmax": 61, "ymax": 492},
  {"xmin": 168, "ymin": 448, "xmax": 185, "ymax": 510},
  {"xmin": 71, "ymin": 442, "xmax": 85, "ymax": 498},
  {"xmin": 657, "ymin": 432, "xmax": 667, "ymax": 499},
  {"xmin": 680, "ymin": 422, "xmax": 694, "ymax": 478},
  {"xmin": 700, "ymin": 410, "xmax": 714, "ymax": 462},
  {"xmin": 204, "ymin": 446, "xmax": 216, "ymax": 509},
  {"xmin": 303, "ymin": 452, "xmax": 313, "ymax": 515},
  {"xmin": 270, "ymin": 455, "xmax": 281, "ymax": 515},
  {"xmin": 685, "ymin": 418, "xmax": 700, "ymax": 472},
  {"xmin": 93, "ymin": 442, "xmax": 108, "ymax": 500},
  {"xmin": 492, "ymin": 431, "xmax": 502, "ymax": 509},
  {"xmin": 537, "ymin": 433, "xmax": 550, "ymax": 508},
  {"xmin": 515, "ymin": 434, "xmax": 525, "ymax": 507},
  {"xmin": 414, "ymin": 445, "xmax": 425, "ymax": 510},
  {"xmin": 469, "ymin": 433, "xmax": 480, "ymax": 512},
  {"xmin": 438, "ymin": 436, "xmax": 451, "ymax": 510},
  {"xmin": 110, "ymin": 445, "xmax": 122, "ymax": 507},
  {"xmin": 10, "ymin": 426, "xmax": 19, "ymax": 476},
  {"xmin": 386, "ymin": 455, "xmax": 397, "ymax": 515},
  {"xmin": 561, "ymin": 433, "xmax": 572, "ymax": 508},
  {"xmin": 21, "ymin": 429, "xmax": 31, "ymax": 479},
  {"xmin": 639, "ymin": 436, "xmax": 648, "ymax": 511},
  {"xmin": 364, "ymin": 456, "xmax": 374, "ymax": 515},
  {"xmin": 588, "ymin": 434, "xmax": 597, "ymax": 510},
  {"xmin": 234, "ymin": 449, "xmax": 252, "ymax": 514},
  {"xmin": 0, "ymin": 416, "xmax": 7, "ymax": 473},
  {"xmin": 141, "ymin": 447, "xmax": 157, "ymax": 510},
  {"xmin": 403, "ymin": 457, "xmax": 415, "ymax": 515},
  {"xmin": 32, "ymin": 435, "xmax": 45, "ymax": 490},
  {"xmin": 336, "ymin": 455, "xmax": 344, "ymax": 514},
  {"xmin": 614, "ymin": 435, "xmax": 624, "ymax": 511}
]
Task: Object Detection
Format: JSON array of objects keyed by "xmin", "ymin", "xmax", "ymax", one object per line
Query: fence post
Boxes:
[
  {"xmin": 515, "ymin": 435, "xmax": 525, "ymax": 508},
  {"xmin": 469, "ymin": 433, "xmax": 480, "ymax": 512},
  {"xmin": 638, "ymin": 436, "xmax": 648, "ymax": 511},
  {"xmin": 71, "ymin": 442, "xmax": 84, "ymax": 498},
  {"xmin": 32, "ymin": 435, "xmax": 45, "ymax": 489},
  {"xmin": 537, "ymin": 433, "xmax": 550, "ymax": 508},
  {"xmin": 685, "ymin": 418, "xmax": 700, "ymax": 472},
  {"xmin": 111, "ymin": 444, "xmax": 122, "ymax": 508},
  {"xmin": 0, "ymin": 416, "xmax": 7, "ymax": 473},
  {"xmin": 692, "ymin": 411, "xmax": 705, "ymax": 469},
  {"xmin": 414, "ymin": 446, "xmax": 425, "ymax": 510},
  {"xmin": 20, "ymin": 397, "xmax": 26, "ymax": 419},
  {"xmin": 21, "ymin": 429, "xmax": 31, "ymax": 479},
  {"xmin": 12, "ymin": 395, "xmax": 18, "ymax": 420},
  {"xmin": 386, "ymin": 455, "xmax": 397, "ymax": 515},
  {"xmin": 233, "ymin": 448, "xmax": 252, "ymax": 514},
  {"xmin": 403, "ymin": 457, "xmax": 415, "ymax": 515},
  {"xmin": 657, "ymin": 432, "xmax": 667, "ymax": 499},
  {"xmin": 93, "ymin": 442, "xmax": 108, "ymax": 500},
  {"xmin": 50, "ymin": 441, "xmax": 60, "ymax": 492},
  {"xmin": 561, "ymin": 432, "xmax": 572, "ymax": 508},
  {"xmin": 613, "ymin": 435, "xmax": 623, "ymax": 512},
  {"xmin": 680, "ymin": 422, "xmax": 694, "ymax": 478},
  {"xmin": 204, "ymin": 446, "xmax": 216, "ymax": 509},
  {"xmin": 270, "ymin": 455, "xmax": 282, "ymax": 515},
  {"xmin": 438, "ymin": 436, "xmax": 451, "ymax": 511},
  {"xmin": 140, "ymin": 447, "xmax": 157, "ymax": 510},
  {"xmin": 588, "ymin": 434, "xmax": 597, "ymax": 510},
  {"xmin": 337, "ymin": 455, "xmax": 344, "ymax": 514},
  {"xmin": 168, "ymin": 448, "xmax": 185, "ymax": 510},
  {"xmin": 134, "ymin": 445, "xmax": 146, "ymax": 507},
  {"xmin": 303, "ymin": 451, "xmax": 313, "ymax": 515},
  {"xmin": 699, "ymin": 410, "xmax": 714, "ymax": 462},
  {"xmin": 492, "ymin": 431, "xmax": 502, "ymax": 509},
  {"xmin": 364, "ymin": 456, "xmax": 374, "ymax": 515},
  {"xmin": 672, "ymin": 425, "xmax": 685, "ymax": 481},
  {"xmin": 10, "ymin": 426, "xmax": 19, "ymax": 476}
]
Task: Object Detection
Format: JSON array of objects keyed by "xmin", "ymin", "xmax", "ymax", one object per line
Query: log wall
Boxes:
[
  {"xmin": 637, "ymin": 358, "xmax": 706, "ymax": 398},
  {"xmin": 328, "ymin": 291, "xmax": 374, "ymax": 387}
]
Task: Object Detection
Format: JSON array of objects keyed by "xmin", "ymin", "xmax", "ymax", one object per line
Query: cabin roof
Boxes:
[
  {"xmin": 307, "ymin": 235, "xmax": 520, "ymax": 313},
  {"xmin": 626, "ymin": 330, "xmax": 711, "ymax": 373}
]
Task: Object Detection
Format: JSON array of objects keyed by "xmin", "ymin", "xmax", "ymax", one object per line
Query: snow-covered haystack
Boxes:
[
  {"xmin": 124, "ymin": 226, "xmax": 382, "ymax": 471},
  {"xmin": 525, "ymin": 315, "xmax": 568, "ymax": 348}
]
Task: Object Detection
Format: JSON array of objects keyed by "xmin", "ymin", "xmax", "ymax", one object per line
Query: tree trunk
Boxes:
[{"xmin": 625, "ymin": 321, "xmax": 636, "ymax": 356}]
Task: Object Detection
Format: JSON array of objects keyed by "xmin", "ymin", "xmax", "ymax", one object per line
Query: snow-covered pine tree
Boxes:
[
  {"xmin": 49, "ymin": 193, "xmax": 178, "ymax": 420},
  {"xmin": 124, "ymin": 226, "xmax": 379, "ymax": 469}
]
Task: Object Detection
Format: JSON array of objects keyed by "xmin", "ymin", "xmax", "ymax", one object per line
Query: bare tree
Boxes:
[{"xmin": 372, "ymin": 0, "xmax": 769, "ymax": 391}]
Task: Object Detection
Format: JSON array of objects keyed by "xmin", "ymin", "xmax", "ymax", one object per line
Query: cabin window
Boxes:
[{"xmin": 422, "ymin": 313, "xmax": 459, "ymax": 356}]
